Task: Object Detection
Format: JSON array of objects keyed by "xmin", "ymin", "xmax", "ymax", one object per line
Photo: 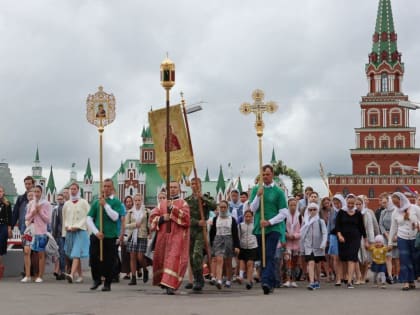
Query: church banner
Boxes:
[{"xmin": 148, "ymin": 104, "xmax": 193, "ymax": 181}]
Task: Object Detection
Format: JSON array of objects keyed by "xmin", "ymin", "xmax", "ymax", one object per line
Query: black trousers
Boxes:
[{"xmin": 90, "ymin": 235, "xmax": 116, "ymax": 286}]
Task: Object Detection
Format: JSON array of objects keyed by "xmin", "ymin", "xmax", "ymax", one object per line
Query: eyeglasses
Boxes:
[
  {"xmin": 219, "ymin": 206, "xmax": 227, "ymax": 209},
  {"xmin": 308, "ymin": 208, "xmax": 317, "ymax": 212}
]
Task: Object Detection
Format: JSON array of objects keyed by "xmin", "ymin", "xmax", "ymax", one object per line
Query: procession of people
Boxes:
[{"xmin": 1, "ymin": 166, "xmax": 420, "ymax": 295}]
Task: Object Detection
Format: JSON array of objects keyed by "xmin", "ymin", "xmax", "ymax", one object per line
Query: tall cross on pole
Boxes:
[{"xmin": 240, "ymin": 89, "xmax": 277, "ymax": 268}]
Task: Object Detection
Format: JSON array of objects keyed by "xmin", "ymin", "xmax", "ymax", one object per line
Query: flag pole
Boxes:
[{"xmin": 180, "ymin": 92, "xmax": 212, "ymax": 272}]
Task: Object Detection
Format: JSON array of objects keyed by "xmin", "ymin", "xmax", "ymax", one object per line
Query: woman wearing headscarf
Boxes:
[
  {"xmin": 336, "ymin": 194, "xmax": 367, "ymax": 288},
  {"xmin": 379, "ymin": 193, "xmax": 398, "ymax": 284},
  {"xmin": 63, "ymin": 182, "xmax": 90, "ymax": 283},
  {"xmin": 328, "ymin": 194, "xmax": 345, "ymax": 286},
  {"xmin": 24, "ymin": 185, "xmax": 51, "ymax": 283},
  {"xmin": 300, "ymin": 203, "xmax": 327, "ymax": 290},
  {"xmin": 388, "ymin": 192, "xmax": 420, "ymax": 290}
]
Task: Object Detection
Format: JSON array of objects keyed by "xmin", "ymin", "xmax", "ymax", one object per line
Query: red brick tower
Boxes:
[{"xmin": 328, "ymin": 0, "xmax": 420, "ymax": 200}]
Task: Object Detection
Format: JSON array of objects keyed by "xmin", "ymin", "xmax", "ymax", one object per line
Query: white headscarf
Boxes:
[
  {"xmin": 392, "ymin": 192, "xmax": 411, "ymax": 213},
  {"xmin": 356, "ymin": 195, "xmax": 367, "ymax": 215},
  {"xmin": 342, "ymin": 194, "xmax": 357, "ymax": 212},
  {"xmin": 332, "ymin": 194, "xmax": 346, "ymax": 212}
]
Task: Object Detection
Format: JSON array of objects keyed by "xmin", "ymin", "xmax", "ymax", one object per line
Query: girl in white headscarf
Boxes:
[
  {"xmin": 388, "ymin": 192, "xmax": 420, "ymax": 290},
  {"xmin": 300, "ymin": 203, "xmax": 327, "ymax": 290}
]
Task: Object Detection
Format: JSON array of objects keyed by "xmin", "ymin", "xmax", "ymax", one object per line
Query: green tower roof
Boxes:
[
  {"xmin": 84, "ymin": 158, "xmax": 93, "ymax": 179},
  {"xmin": 237, "ymin": 176, "xmax": 243, "ymax": 193},
  {"xmin": 369, "ymin": 0, "xmax": 400, "ymax": 67},
  {"xmin": 34, "ymin": 146, "xmax": 40, "ymax": 162},
  {"xmin": 271, "ymin": 147, "xmax": 277, "ymax": 164},
  {"xmin": 216, "ymin": 165, "xmax": 225, "ymax": 193},
  {"xmin": 204, "ymin": 168, "xmax": 210, "ymax": 182},
  {"xmin": 46, "ymin": 166, "xmax": 56, "ymax": 192},
  {"xmin": 119, "ymin": 161, "xmax": 125, "ymax": 174}
]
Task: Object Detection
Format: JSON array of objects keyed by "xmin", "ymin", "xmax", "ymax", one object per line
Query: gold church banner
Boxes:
[{"xmin": 148, "ymin": 104, "xmax": 193, "ymax": 181}]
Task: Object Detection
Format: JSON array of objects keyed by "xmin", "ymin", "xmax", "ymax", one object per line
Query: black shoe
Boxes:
[
  {"xmin": 102, "ymin": 285, "xmax": 111, "ymax": 292},
  {"xmin": 57, "ymin": 273, "xmax": 66, "ymax": 280},
  {"xmin": 184, "ymin": 282, "xmax": 193, "ymax": 289},
  {"xmin": 386, "ymin": 276, "xmax": 394, "ymax": 284},
  {"xmin": 90, "ymin": 281, "xmax": 102, "ymax": 290},
  {"xmin": 262, "ymin": 284, "xmax": 271, "ymax": 295},
  {"xmin": 166, "ymin": 287, "xmax": 175, "ymax": 295},
  {"xmin": 143, "ymin": 268, "xmax": 149, "ymax": 283},
  {"xmin": 192, "ymin": 281, "xmax": 203, "ymax": 292},
  {"xmin": 246, "ymin": 282, "xmax": 253, "ymax": 290},
  {"xmin": 128, "ymin": 277, "xmax": 137, "ymax": 285}
]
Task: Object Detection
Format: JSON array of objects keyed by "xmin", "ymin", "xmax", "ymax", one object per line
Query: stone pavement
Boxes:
[{"xmin": 0, "ymin": 275, "xmax": 418, "ymax": 315}]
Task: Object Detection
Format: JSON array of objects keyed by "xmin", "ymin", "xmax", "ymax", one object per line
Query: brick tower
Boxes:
[{"xmin": 328, "ymin": 0, "xmax": 420, "ymax": 200}]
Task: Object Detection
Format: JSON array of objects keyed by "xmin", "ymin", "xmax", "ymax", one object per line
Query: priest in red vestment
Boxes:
[{"xmin": 150, "ymin": 181, "xmax": 190, "ymax": 295}]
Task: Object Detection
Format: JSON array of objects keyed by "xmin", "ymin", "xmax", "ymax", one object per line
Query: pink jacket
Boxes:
[
  {"xmin": 25, "ymin": 200, "xmax": 51, "ymax": 235},
  {"xmin": 285, "ymin": 210, "xmax": 301, "ymax": 251}
]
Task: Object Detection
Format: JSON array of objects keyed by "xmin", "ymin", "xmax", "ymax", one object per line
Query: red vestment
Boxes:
[{"xmin": 150, "ymin": 198, "xmax": 190, "ymax": 290}]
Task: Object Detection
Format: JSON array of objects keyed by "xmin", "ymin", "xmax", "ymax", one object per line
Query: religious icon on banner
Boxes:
[
  {"xmin": 86, "ymin": 86, "xmax": 116, "ymax": 128},
  {"xmin": 148, "ymin": 104, "xmax": 193, "ymax": 181}
]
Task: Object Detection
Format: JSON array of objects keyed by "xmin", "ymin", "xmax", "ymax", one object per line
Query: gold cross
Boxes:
[{"xmin": 240, "ymin": 89, "xmax": 278, "ymax": 137}]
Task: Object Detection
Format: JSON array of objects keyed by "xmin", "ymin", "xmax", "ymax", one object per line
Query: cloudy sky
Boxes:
[{"xmin": 2, "ymin": 0, "xmax": 420, "ymax": 195}]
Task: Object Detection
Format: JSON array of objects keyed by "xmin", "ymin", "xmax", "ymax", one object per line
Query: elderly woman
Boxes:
[
  {"xmin": 336, "ymin": 194, "xmax": 367, "ymax": 289},
  {"xmin": 388, "ymin": 192, "xmax": 420, "ymax": 290},
  {"xmin": 300, "ymin": 202, "xmax": 327, "ymax": 290}
]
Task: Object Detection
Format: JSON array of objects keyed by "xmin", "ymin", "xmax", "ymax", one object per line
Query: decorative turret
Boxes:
[
  {"xmin": 46, "ymin": 166, "xmax": 57, "ymax": 203},
  {"xmin": 216, "ymin": 165, "xmax": 226, "ymax": 195},
  {"xmin": 32, "ymin": 146, "xmax": 46, "ymax": 189},
  {"xmin": 70, "ymin": 162, "xmax": 77, "ymax": 182},
  {"xmin": 32, "ymin": 147, "xmax": 42, "ymax": 177},
  {"xmin": 140, "ymin": 125, "xmax": 155, "ymax": 164},
  {"xmin": 366, "ymin": 0, "xmax": 404, "ymax": 94},
  {"xmin": 271, "ymin": 147, "xmax": 277, "ymax": 164},
  {"xmin": 83, "ymin": 159, "xmax": 93, "ymax": 203},
  {"xmin": 204, "ymin": 168, "xmax": 210, "ymax": 182},
  {"xmin": 237, "ymin": 176, "xmax": 243, "ymax": 193}
]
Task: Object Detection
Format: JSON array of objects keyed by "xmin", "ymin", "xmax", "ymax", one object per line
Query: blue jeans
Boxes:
[
  {"xmin": 397, "ymin": 237, "xmax": 419, "ymax": 283},
  {"xmin": 257, "ymin": 231, "xmax": 280, "ymax": 289}
]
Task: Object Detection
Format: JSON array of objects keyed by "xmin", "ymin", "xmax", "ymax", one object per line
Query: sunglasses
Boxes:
[{"xmin": 308, "ymin": 208, "xmax": 318, "ymax": 212}]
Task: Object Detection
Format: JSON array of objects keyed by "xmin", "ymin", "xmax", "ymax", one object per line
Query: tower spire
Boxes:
[
  {"xmin": 34, "ymin": 146, "xmax": 40, "ymax": 162},
  {"xmin": 271, "ymin": 147, "xmax": 277, "ymax": 164},
  {"xmin": 216, "ymin": 165, "xmax": 226, "ymax": 194},
  {"xmin": 369, "ymin": 0, "xmax": 401, "ymax": 66}
]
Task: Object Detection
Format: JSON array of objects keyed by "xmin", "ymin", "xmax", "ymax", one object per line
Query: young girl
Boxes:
[
  {"xmin": 300, "ymin": 203, "xmax": 327, "ymax": 290},
  {"xmin": 24, "ymin": 185, "xmax": 51, "ymax": 283},
  {"xmin": 369, "ymin": 235, "xmax": 390, "ymax": 288},
  {"xmin": 126, "ymin": 193, "xmax": 149, "ymax": 285},
  {"xmin": 283, "ymin": 197, "xmax": 301, "ymax": 288},
  {"xmin": 209, "ymin": 200, "xmax": 240, "ymax": 289},
  {"xmin": 237, "ymin": 209, "xmax": 258, "ymax": 289}
]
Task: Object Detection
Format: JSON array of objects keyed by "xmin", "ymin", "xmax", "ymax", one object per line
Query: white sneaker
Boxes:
[
  {"xmin": 35, "ymin": 277, "xmax": 43, "ymax": 283},
  {"xmin": 75, "ymin": 277, "xmax": 84, "ymax": 283},
  {"xmin": 291, "ymin": 282, "xmax": 298, "ymax": 288},
  {"xmin": 21, "ymin": 277, "xmax": 31, "ymax": 283},
  {"xmin": 282, "ymin": 281, "xmax": 291, "ymax": 288}
]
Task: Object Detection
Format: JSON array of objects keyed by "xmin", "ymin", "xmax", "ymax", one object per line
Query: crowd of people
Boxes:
[{"xmin": 0, "ymin": 165, "xmax": 420, "ymax": 294}]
